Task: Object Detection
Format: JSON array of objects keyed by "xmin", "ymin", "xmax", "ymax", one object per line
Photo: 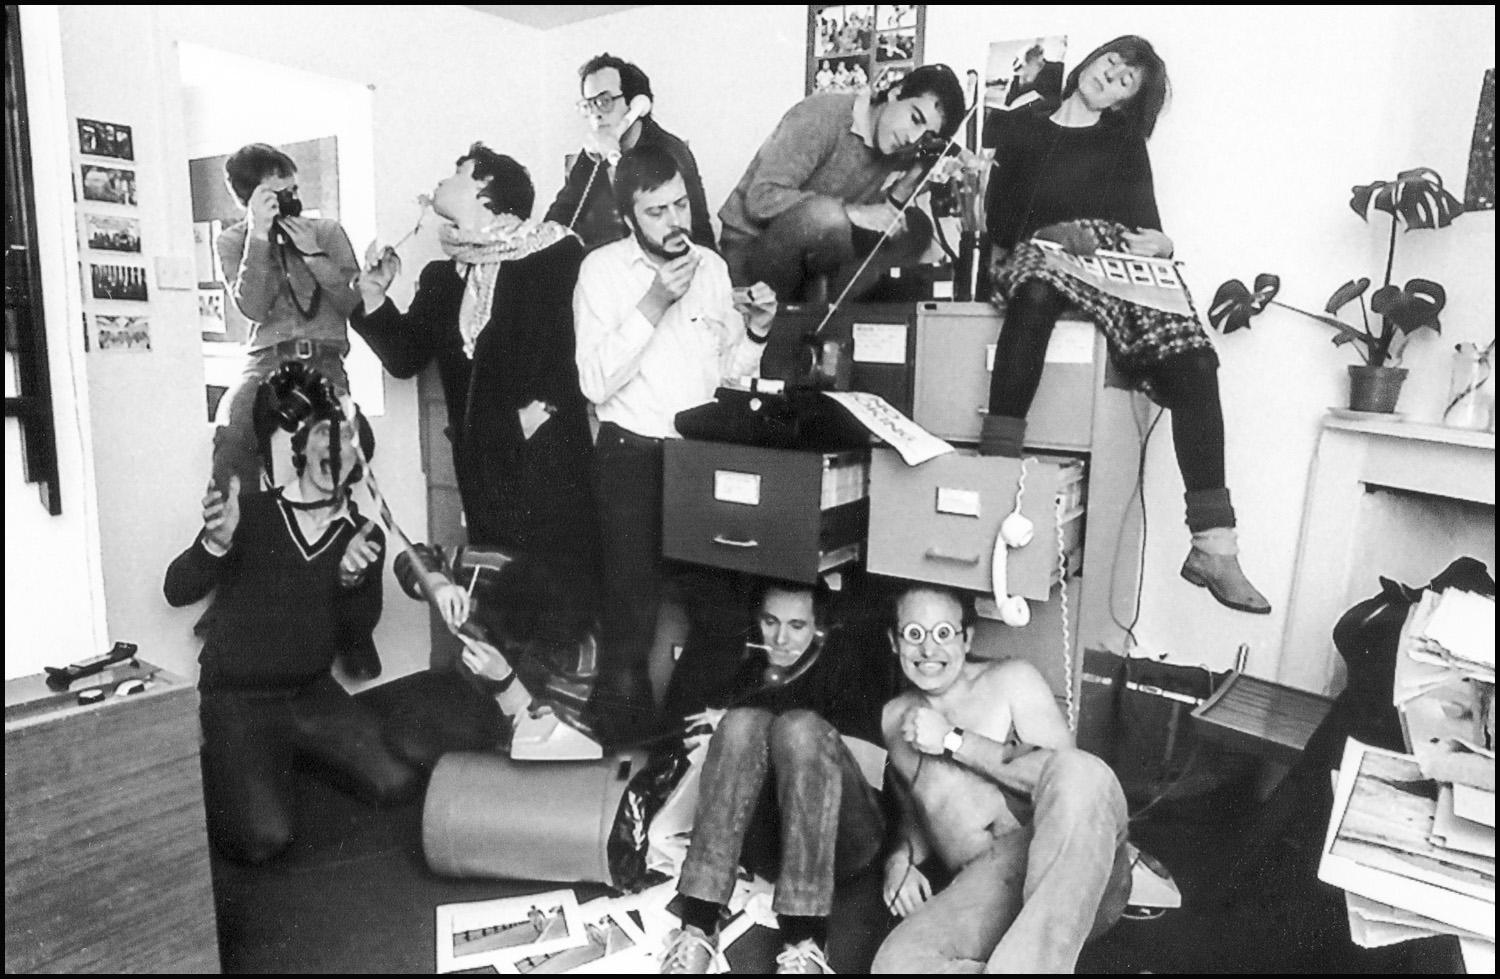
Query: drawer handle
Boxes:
[
  {"xmin": 924, "ymin": 547, "xmax": 980, "ymax": 565},
  {"xmin": 712, "ymin": 535, "xmax": 759, "ymax": 549}
]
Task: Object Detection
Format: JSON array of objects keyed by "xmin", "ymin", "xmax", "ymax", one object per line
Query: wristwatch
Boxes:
[{"xmin": 942, "ymin": 726, "xmax": 965, "ymax": 760}]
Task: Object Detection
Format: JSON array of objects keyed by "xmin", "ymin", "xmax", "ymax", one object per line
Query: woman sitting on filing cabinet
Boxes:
[{"xmin": 979, "ymin": 35, "xmax": 1269, "ymax": 615}]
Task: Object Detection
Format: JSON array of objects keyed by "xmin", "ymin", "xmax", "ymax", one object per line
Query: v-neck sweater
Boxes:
[{"xmin": 164, "ymin": 489, "xmax": 386, "ymax": 690}]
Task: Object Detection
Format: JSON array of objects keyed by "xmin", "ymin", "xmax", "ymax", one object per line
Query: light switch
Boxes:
[{"xmin": 154, "ymin": 255, "xmax": 197, "ymax": 291}]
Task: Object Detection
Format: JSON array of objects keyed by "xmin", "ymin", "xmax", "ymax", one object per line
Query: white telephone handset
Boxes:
[
  {"xmin": 616, "ymin": 94, "xmax": 652, "ymax": 137},
  {"xmin": 990, "ymin": 462, "xmax": 1036, "ymax": 628},
  {"xmin": 588, "ymin": 95, "xmax": 653, "ymax": 162}
]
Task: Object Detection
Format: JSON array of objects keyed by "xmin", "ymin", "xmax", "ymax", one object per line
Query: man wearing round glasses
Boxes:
[
  {"xmin": 543, "ymin": 53, "xmax": 715, "ymax": 252},
  {"xmin": 873, "ymin": 584, "xmax": 1132, "ymax": 973}
]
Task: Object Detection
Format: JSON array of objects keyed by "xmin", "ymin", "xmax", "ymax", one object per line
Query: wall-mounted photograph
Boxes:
[
  {"xmin": 198, "ymin": 284, "xmax": 226, "ymax": 334},
  {"xmin": 80, "ymin": 163, "xmax": 137, "ymax": 205},
  {"xmin": 813, "ymin": 54, "xmax": 871, "ymax": 93},
  {"xmin": 76, "ymin": 117, "xmax": 134, "ymax": 161},
  {"xmin": 808, "ymin": 4, "xmax": 924, "ymax": 96},
  {"xmin": 84, "ymin": 213, "xmax": 142, "ymax": 253},
  {"xmin": 985, "ymin": 35, "xmax": 1067, "ymax": 115},
  {"xmin": 94, "ymin": 314, "xmax": 151, "ymax": 352},
  {"xmin": 90, "ymin": 263, "xmax": 149, "ymax": 302}
]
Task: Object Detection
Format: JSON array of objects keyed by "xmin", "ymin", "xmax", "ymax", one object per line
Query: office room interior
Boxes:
[{"xmin": 4, "ymin": 3, "xmax": 1495, "ymax": 975}]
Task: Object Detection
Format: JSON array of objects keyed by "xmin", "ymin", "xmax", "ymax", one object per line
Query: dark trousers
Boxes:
[
  {"xmin": 987, "ymin": 279, "xmax": 1227, "ymax": 492},
  {"xmin": 722, "ymin": 197, "xmax": 933, "ymax": 302},
  {"xmin": 679, "ymin": 708, "xmax": 885, "ymax": 917},
  {"xmin": 589, "ymin": 422, "xmax": 665, "ymax": 729},
  {"xmin": 198, "ymin": 676, "xmax": 420, "ymax": 864}
]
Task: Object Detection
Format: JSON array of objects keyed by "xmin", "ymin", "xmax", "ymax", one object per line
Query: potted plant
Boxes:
[{"xmin": 1210, "ymin": 167, "xmax": 1464, "ymax": 413}]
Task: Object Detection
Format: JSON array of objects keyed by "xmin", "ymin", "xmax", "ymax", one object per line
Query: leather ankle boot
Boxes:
[{"xmin": 1181, "ymin": 528, "xmax": 1271, "ymax": 615}]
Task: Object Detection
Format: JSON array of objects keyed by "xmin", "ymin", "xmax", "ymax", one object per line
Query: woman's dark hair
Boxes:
[
  {"xmin": 456, "ymin": 143, "xmax": 535, "ymax": 218},
  {"xmin": 612, "ymin": 144, "xmax": 682, "ymax": 215},
  {"xmin": 880, "ymin": 63, "xmax": 967, "ymax": 140},
  {"xmin": 224, "ymin": 143, "xmax": 296, "ymax": 207},
  {"xmin": 579, "ymin": 52, "xmax": 653, "ymax": 106},
  {"xmin": 1062, "ymin": 35, "xmax": 1170, "ymax": 139}
]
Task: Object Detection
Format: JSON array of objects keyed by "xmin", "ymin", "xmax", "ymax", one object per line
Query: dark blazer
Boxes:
[
  {"xmin": 543, "ymin": 116, "xmax": 716, "ymax": 252},
  {"xmin": 351, "ymin": 235, "xmax": 597, "ymax": 577}
]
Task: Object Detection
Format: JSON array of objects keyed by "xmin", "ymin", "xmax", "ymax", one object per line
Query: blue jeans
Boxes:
[
  {"xmin": 678, "ymin": 707, "xmax": 885, "ymax": 917},
  {"xmin": 211, "ymin": 344, "xmax": 349, "ymax": 494},
  {"xmin": 872, "ymin": 749, "xmax": 1132, "ymax": 974}
]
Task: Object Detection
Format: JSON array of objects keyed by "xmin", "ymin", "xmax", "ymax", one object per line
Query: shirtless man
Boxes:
[{"xmin": 872, "ymin": 585, "xmax": 1132, "ymax": 974}]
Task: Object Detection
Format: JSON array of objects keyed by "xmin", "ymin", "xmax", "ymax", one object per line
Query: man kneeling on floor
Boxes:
[
  {"xmin": 164, "ymin": 371, "xmax": 420, "ymax": 864},
  {"xmin": 661, "ymin": 579, "xmax": 887, "ymax": 975},
  {"xmin": 873, "ymin": 584, "xmax": 1132, "ymax": 974}
]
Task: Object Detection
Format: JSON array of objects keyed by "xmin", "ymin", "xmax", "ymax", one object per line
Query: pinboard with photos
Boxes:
[{"xmin": 807, "ymin": 4, "xmax": 925, "ymax": 99}]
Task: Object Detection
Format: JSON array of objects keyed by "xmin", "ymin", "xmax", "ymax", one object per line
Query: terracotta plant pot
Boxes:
[{"xmin": 1347, "ymin": 365, "xmax": 1408, "ymax": 413}]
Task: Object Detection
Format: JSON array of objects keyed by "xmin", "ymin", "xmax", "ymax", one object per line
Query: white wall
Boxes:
[
  {"xmin": 539, "ymin": 4, "xmax": 1497, "ymax": 679},
  {"xmin": 5, "ymin": 5, "xmax": 109, "ymax": 680},
  {"xmin": 33, "ymin": 4, "xmax": 548, "ymax": 684}
]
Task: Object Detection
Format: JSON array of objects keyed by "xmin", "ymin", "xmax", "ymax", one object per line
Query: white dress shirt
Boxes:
[{"xmin": 574, "ymin": 236, "xmax": 765, "ymax": 439}]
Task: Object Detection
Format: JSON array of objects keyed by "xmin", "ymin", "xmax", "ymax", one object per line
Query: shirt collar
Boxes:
[{"xmin": 850, "ymin": 90, "xmax": 877, "ymax": 149}]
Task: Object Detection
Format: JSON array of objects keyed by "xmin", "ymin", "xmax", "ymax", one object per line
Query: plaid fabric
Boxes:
[{"xmin": 993, "ymin": 219, "xmax": 1216, "ymax": 380}]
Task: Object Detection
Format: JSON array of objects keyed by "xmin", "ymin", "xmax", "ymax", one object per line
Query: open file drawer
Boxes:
[
  {"xmin": 662, "ymin": 440, "xmax": 870, "ymax": 584},
  {"xmin": 867, "ymin": 448, "xmax": 1084, "ymax": 600}
]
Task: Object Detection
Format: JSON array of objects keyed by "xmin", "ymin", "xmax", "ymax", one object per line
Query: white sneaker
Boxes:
[
  {"xmin": 775, "ymin": 938, "xmax": 835, "ymax": 974},
  {"xmin": 659, "ymin": 925, "xmax": 726, "ymax": 975}
]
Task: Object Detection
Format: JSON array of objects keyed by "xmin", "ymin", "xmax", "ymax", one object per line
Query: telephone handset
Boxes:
[
  {"xmin": 586, "ymin": 95, "xmax": 653, "ymax": 161},
  {"xmin": 755, "ymin": 630, "xmax": 828, "ymax": 690}
]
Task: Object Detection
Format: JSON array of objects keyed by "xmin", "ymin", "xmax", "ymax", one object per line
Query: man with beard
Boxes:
[
  {"xmin": 573, "ymin": 144, "xmax": 777, "ymax": 742},
  {"xmin": 872, "ymin": 585, "xmax": 1133, "ymax": 973}
]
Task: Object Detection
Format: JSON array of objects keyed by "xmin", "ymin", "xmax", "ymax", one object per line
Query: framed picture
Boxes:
[
  {"xmin": 984, "ymin": 36, "xmax": 1068, "ymax": 115},
  {"xmin": 80, "ymin": 164, "xmax": 137, "ymax": 206},
  {"xmin": 77, "ymin": 117, "xmax": 134, "ymax": 161},
  {"xmin": 94, "ymin": 314, "xmax": 151, "ymax": 352},
  {"xmin": 90, "ymin": 263, "xmax": 149, "ymax": 302},
  {"xmin": 198, "ymin": 284, "xmax": 226, "ymax": 334},
  {"xmin": 84, "ymin": 213, "xmax": 142, "ymax": 253},
  {"xmin": 808, "ymin": 4, "xmax": 925, "ymax": 96}
]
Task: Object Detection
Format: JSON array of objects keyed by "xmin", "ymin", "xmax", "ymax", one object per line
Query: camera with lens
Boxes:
[
  {"xmin": 274, "ymin": 188, "xmax": 303, "ymax": 219},
  {"xmin": 264, "ymin": 360, "xmax": 340, "ymax": 433},
  {"xmin": 912, "ymin": 131, "xmax": 954, "ymax": 165}
]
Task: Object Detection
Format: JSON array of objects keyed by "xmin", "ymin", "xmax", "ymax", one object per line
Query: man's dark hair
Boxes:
[
  {"xmin": 1061, "ymin": 35, "xmax": 1171, "ymax": 140},
  {"xmin": 751, "ymin": 577, "xmax": 835, "ymax": 631},
  {"xmin": 224, "ymin": 143, "xmax": 296, "ymax": 207},
  {"xmin": 579, "ymin": 52, "xmax": 653, "ymax": 107},
  {"xmin": 456, "ymin": 143, "xmax": 535, "ymax": 218},
  {"xmin": 612, "ymin": 144, "xmax": 682, "ymax": 216},
  {"xmin": 880, "ymin": 63, "xmax": 967, "ymax": 141},
  {"xmin": 888, "ymin": 583, "xmax": 978, "ymax": 636}
]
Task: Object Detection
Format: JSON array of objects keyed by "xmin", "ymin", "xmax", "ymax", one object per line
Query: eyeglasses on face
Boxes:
[
  {"xmin": 897, "ymin": 621, "xmax": 962, "ymax": 646},
  {"xmin": 576, "ymin": 91, "xmax": 624, "ymax": 115}
]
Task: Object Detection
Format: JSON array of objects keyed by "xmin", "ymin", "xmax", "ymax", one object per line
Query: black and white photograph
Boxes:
[
  {"xmin": 76, "ymin": 116, "xmax": 134, "ymax": 160},
  {"xmin": 5, "ymin": 5, "xmax": 1497, "ymax": 979},
  {"xmin": 84, "ymin": 213, "xmax": 142, "ymax": 253},
  {"xmin": 89, "ymin": 262, "xmax": 149, "ymax": 301},
  {"xmin": 93, "ymin": 313, "xmax": 152, "ymax": 352},
  {"xmin": 79, "ymin": 163, "xmax": 138, "ymax": 205}
]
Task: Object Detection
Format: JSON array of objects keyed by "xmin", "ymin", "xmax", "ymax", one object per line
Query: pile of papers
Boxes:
[
  {"xmin": 1320, "ymin": 740, "xmax": 1494, "ymax": 953},
  {"xmin": 1411, "ymin": 588, "xmax": 1496, "ymax": 680},
  {"xmin": 435, "ymin": 875, "xmax": 776, "ymax": 974}
]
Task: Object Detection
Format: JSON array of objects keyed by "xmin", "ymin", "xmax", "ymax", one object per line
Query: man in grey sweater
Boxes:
[{"xmin": 719, "ymin": 64, "xmax": 965, "ymax": 302}]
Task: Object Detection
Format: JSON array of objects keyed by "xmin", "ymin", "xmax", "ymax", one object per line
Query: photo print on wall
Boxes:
[
  {"xmin": 76, "ymin": 117, "xmax": 134, "ymax": 161},
  {"xmin": 808, "ymin": 4, "xmax": 924, "ymax": 96},
  {"xmin": 90, "ymin": 263, "xmax": 149, "ymax": 302},
  {"xmin": 80, "ymin": 164, "xmax": 137, "ymax": 206}
]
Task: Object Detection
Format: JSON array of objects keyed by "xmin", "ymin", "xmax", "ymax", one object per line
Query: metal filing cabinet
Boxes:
[
  {"xmin": 662, "ymin": 440, "xmax": 870, "ymax": 584},
  {"xmin": 867, "ymin": 448, "xmax": 1084, "ymax": 601}
]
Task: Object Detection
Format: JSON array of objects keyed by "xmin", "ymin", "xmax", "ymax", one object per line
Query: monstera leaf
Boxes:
[
  {"xmin": 1370, "ymin": 278, "xmax": 1446, "ymax": 333},
  {"xmin": 1208, "ymin": 273, "xmax": 1280, "ymax": 333},
  {"xmin": 1350, "ymin": 168, "xmax": 1465, "ymax": 230},
  {"xmin": 1324, "ymin": 277, "xmax": 1371, "ymax": 316}
]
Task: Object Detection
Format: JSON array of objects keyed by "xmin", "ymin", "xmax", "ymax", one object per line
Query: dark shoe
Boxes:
[{"xmin": 1181, "ymin": 547, "xmax": 1271, "ymax": 615}]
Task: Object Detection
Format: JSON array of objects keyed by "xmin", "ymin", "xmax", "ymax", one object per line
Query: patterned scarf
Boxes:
[{"xmin": 439, "ymin": 217, "xmax": 575, "ymax": 358}]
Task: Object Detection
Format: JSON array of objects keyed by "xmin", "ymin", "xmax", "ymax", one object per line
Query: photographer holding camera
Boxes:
[
  {"xmin": 165, "ymin": 364, "xmax": 421, "ymax": 865},
  {"xmin": 212, "ymin": 143, "xmax": 362, "ymax": 496}
]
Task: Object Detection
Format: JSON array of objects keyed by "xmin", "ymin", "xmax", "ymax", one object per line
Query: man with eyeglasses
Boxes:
[
  {"xmin": 872, "ymin": 584, "xmax": 1133, "ymax": 974},
  {"xmin": 544, "ymin": 53, "xmax": 715, "ymax": 252},
  {"xmin": 718, "ymin": 64, "xmax": 966, "ymax": 302}
]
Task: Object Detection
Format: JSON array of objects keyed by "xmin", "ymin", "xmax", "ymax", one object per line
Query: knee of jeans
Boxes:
[
  {"xmin": 770, "ymin": 709, "xmax": 834, "ymax": 761},
  {"xmin": 1040, "ymin": 749, "xmax": 1126, "ymax": 823},
  {"xmin": 870, "ymin": 931, "xmax": 924, "ymax": 975},
  {"xmin": 718, "ymin": 706, "xmax": 774, "ymax": 745}
]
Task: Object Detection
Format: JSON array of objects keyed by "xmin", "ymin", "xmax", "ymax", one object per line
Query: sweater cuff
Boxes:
[{"xmin": 199, "ymin": 534, "xmax": 231, "ymax": 558}]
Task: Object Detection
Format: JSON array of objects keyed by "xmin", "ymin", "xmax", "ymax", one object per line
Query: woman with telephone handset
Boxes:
[
  {"xmin": 658, "ymin": 578, "xmax": 890, "ymax": 974},
  {"xmin": 542, "ymin": 53, "xmax": 717, "ymax": 252}
]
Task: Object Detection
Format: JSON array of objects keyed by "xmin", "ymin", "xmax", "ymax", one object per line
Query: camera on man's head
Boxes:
[
  {"xmin": 274, "ymin": 188, "xmax": 303, "ymax": 219},
  {"xmin": 264, "ymin": 360, "xmax": 340, "ymax": 433}
]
